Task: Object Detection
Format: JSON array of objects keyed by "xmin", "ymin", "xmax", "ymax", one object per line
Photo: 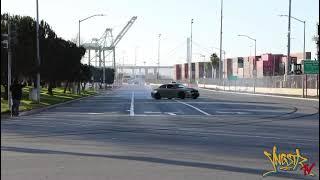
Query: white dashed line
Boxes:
[
  {"xmin": 130, "ymin": 92, "xmax": 135, "ymax": 116},
  {"xmin": 166, "ymin": 112, "xmax": 176, "ymax": 115},
  {"xmin": 216, "ymin": 111, "xmax": 250, "ymax": 115}
]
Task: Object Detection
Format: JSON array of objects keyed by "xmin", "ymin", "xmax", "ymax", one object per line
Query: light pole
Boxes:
[
  {"xmin": 134, "ymin": 46, "xmax": 139, "ymax": 78},
  {"xmin": 238, "ymin": 34, "xmax": 256, "ymax": 75},
  {"xmin": 78, "ymin": 14, "xmax": 105, "ymax": 47},
  {"xmin": 286, "ymin": 0, "xmax": 292, "ymax": 76},
  {"xmin": 157, "ymin": 34, "xmax": 161, "ymax": 80},
  {"xmin": 36, "ymin": 0, "xmax": 41, "ymax": 103},
  {"xmin": 219, "ymin": 0, "xmax": 223, "ymax": 80},
  {"xmin": 279, "ymin": 15, "xmax": 306, "ymax": 60},
  {"xmin": 200, "ymin": 54, "xmax": 206, "ymax": 78},
  {"xmin": 190, "ymin": 19, "xmax": 194, "ymax": 83}
]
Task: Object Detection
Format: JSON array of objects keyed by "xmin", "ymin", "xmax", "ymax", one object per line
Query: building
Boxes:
[{"xmin": 173, "ymin": 52, "xmax": 311, "ymax": 81}]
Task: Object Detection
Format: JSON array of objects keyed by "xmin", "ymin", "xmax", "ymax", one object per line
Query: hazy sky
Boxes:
[{"xmin": 1, "ymin": 0, "xmax": 319, "ymax": 66}]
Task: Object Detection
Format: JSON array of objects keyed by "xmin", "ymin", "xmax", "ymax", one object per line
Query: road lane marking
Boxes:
[
  {"xmin": 166, "ymin": 112, "xmax": 176, "ymax": 115},
  {"xmin": 175, "ymin": 100, "xmax": 211, "ymax": 116},
  {"xmin": 216, "ymin": 111, "xmax": 250, "ymax": 115},
  {"xmin": 130, "ymin": 92, "xmax": 135, "ymax": 116},
  {"xmin": 144, "ymin": 111, "xmax": 162, "ymax": 114}
]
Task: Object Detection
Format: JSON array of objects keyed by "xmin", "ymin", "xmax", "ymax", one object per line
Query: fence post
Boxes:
[
  {"xmin": 302, "ymin": 75, "xmax": 305, "ymax": 98},
  {"xmin": 317, "ymin": 74, "xmax": 319, "ymax": 98},
  {"xmin": 253, "ymin": 77, "xmax": 256, "ymax": 94},
  {"xmin": 305, "ymin": 74, "xmax": 308, "ymax": 98}
]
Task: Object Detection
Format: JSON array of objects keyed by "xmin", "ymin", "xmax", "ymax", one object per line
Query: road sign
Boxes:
[
  {"xmin": 304, "ymin": 60, "xmax": 319, "ymax": 74},
  {"xmin": 228, "ymin": 75, "xmax": 238, "ymax": 80}
]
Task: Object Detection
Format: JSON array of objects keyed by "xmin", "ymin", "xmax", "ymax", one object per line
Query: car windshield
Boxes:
[{"xmin": 177, "ymin": 84, "xmax": 185, "ymax": 88}]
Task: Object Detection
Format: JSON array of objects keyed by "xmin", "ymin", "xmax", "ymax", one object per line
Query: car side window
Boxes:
[
  {"xmin": 159, "ymin": 85, "xmax": 166, "ymax": 88},
  {"xmin": 167, "ymin": 84, "xmax": 174, "ymax": 89}
]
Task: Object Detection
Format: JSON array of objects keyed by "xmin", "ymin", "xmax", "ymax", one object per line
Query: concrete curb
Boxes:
[
  {"xmin": 1, "ymin": 92, "xmax": 100, "ymax": 120},
  {"xmin": 200, "ymin": 87, "xmax": 319, "ymax": 101}
]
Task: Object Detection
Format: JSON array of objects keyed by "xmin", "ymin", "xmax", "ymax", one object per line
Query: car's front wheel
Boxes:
[
  {"xmin": 192, "ymin": 94, "xmax": 199, "ymax": 99},
  {"xmin": 154, "ymin": 93, "xmax": 161, "ymax": 100},
  {"xmin": 178, "ymin": 91, "xmax": 185, "ymax": 99}
]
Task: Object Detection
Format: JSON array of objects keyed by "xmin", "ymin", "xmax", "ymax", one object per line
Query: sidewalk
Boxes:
[{"xmin": 1, "ymin": 91, "xmax": 101, "ymax": 120}]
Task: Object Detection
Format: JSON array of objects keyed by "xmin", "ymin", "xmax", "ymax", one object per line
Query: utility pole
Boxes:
[
  {"xmin": 187, "ymin": 38, "xmax": 192, "ymax": 82},
  {"xmin": 103, "ymin": 50, "xmax": 105, "ymax": 85},
  {"xmin": 190, "ymin": 19, "xmax": 193, "ymax": 83},
  {"xmin": 286, "ymin": 0, "xmax": 292, "ymax": 76},
  {"xmin": 219, "ymin": 0, "xmax": 223, "ymax": 80},
  {"xmin": 134, "ymin": 46, "xmax": 138, "ymax": 78},
  {"xmin": 36, "ymin": 0, "xmax": 41, "ymax": 103},
  {"xmin": 279, "ymin": 14, "xmax": 306, "ymax": 60},
  {"xmin": 7, "ymin": 17, "xmax": 12, "ymax": 112},
  {"xmin": 157, "ymin": 34, "xmax": 161, "ymax": 80}
]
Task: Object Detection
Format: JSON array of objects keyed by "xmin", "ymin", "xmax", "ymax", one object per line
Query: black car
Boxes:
[{"xmin": 151, "ymin": 83, "xmax": 199, "ymax": 99}]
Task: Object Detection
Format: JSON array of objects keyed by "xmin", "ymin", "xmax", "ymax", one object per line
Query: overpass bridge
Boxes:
[{"xmin": 108, "ymin": 65, "xmax": 173, "ymax": 79}]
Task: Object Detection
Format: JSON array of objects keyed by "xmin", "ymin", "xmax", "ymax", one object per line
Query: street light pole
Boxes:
[
  {"xmin": 78, "ymin": 14, "xmax": 105, "ymax": 47},
  {"xmin": 78, "ymin": 20, "xmax": 81, "ymax": 47},
  {"xmin": 157, "ymin": 34, "xmax": 161, "ymax": 80},
  {"xmin": 190, "ymin": 19, "xmax": 194, "ymax": 83},
  {"xmin": 36, "ymin": 0, "xmax": 41, "ymax": 103},
  {"xmin": 238, "ymin": 34, "xmax": 257, "ymax": 75},
  {"xmin": 219, "ymin": 0, "xmax": 223, "ymax": 80},
  {"xmin": 254, "ymin": 38, "xmax": 256, "ymax": 73},
  {"xmin": 279, "ymin": 14, "xmax": 306, "ymax": 60},
  {"xmin": 303, "ymin": 21, "xmax": 306, "ymax": 60},
  {"xmin": 287, "ymin": 0, "xmax": 292, "ymax": 75}
]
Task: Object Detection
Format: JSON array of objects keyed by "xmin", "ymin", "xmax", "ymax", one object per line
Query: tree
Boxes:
[
  {"xmin": 79, "ymin": 64, "xmax": 92, "ymax": 91},
  {"xmin": 210, "ymin": 53, "xmax": 220, "ymax": 79},
  {"xmin": 105, "ymin": 68, "xmax": 115, "ymax": 84},
  {"xmin": 1, "ymin": 13, "xmax": 87, "ymax": 96},
  {"xmin": 313, "ymin": 22, "xmax": 319, "ymax": 60}
]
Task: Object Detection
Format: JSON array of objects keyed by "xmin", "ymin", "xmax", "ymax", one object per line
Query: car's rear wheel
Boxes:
[
  {"xmin": 154, "ymin": 93, "xmax": 161, "ymax": 100},
  {"xmin": 192, "ymin": 94, "xmax": 199, "ymax": 99},
  {"xmin": 178, "ymin": 91, "xmax": 185, "ymax": 99}
]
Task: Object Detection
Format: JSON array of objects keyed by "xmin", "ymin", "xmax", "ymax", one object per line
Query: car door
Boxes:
[
  {"xmin": 158, "ymin": 84, "xmax": 168, "ymax": 97},
  {"xmin": 166, "ymin": 84, "xmax": 175, "ymax": 98}
]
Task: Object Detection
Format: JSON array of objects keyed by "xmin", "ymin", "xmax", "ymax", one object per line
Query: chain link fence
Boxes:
[
  {"xmin": 198, "ymin": 75, "xmax": 319, "ymax": 89},
  {"xmin": 198, "ymin": 74, "xmax": 319, "ymax": 97}
]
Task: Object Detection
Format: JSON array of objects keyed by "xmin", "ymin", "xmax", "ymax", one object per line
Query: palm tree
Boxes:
[
  {"xmin": 313, "ymin": 23, "xmax": 319, "ymax": 60},
  {"xmin": 210, "ymin": 53, "xmax": 220, "ymax": 79}
]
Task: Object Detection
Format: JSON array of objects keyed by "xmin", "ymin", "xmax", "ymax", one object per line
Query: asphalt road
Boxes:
[{"xmin": 1, "ymin": 84, "xmax": 319, "ymax": 180}]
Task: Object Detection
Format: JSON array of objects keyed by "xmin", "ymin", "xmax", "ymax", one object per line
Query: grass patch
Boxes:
[{"xmin": 1, "ymin": 86, "xmax": 96, "ymax": 114}]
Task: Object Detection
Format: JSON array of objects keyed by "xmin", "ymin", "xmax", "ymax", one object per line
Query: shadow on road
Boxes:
[{"xmin": 1, "ymin": 145, "xmax": 314, "ymax": 180}]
